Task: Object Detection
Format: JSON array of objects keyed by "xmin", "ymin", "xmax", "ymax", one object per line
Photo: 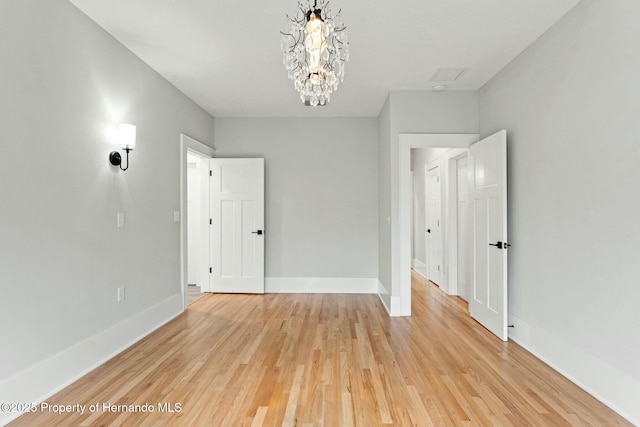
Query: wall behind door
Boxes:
[{"xmin": 213, "ymin": 118, "xmax": 378, "ymax": 292}]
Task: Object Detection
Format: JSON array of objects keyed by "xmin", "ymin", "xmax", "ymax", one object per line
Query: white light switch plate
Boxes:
[
  {"xmin": 117, "ymin": 213, "xmax": 125, "ymax": 228},
  {"xmin": 173, "ymin": 211, "xmax": 180, "ymax": 222}
]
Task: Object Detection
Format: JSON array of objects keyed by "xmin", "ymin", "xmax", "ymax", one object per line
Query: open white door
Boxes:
[
  {"xmin": 210, "ymin": 158, "xmax": 265, "ymax": 294},
  {"xmin": 469, "ymin": 130, "xmax": 508, "ymax": 341}
]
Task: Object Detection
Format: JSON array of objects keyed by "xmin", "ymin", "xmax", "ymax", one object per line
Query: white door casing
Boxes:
[
  {"xmin": 469, "ymin": 130, "xmax": 508, "ymax": 341},
  {"xmin": 425, "ymin": 163, "xmax": 442, "ymax": 286},
  {"xmin": 187, "ymin": 161, "xmax": 197, "ymax": 285},
  {"xmin": 457, "ymin": 156, "xmax": 470, "ymax": 302},
  {"xmin": 210, "ymin": 158, "xmax": 265, "ymax": 294}
]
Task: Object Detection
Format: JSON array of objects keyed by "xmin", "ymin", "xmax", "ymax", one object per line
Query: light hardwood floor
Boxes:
[
  {"xmin": 188, "ymin": 284, "xmax": 204, "ymax": 305},
  {"xmin": 9, "ymin": 271, "xmax": 630, "ymax": 426}
]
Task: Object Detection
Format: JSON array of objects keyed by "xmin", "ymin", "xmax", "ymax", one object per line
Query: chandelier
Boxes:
[{"xmin": 280, "ymin": 0, "xmax": 349, "ymax": 106}]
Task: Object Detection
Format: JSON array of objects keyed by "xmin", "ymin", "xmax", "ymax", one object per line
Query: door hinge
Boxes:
[
  {"xmin": 209, "ymin": 170, "xmax": 212, "ymax": 177},
  {"xmin": 210, "ymin": 218, "xmax": 212, "ymax": 225},
  {"xmin": 209, "ymin": 267, "xmax": 212, "ymax": 274}
]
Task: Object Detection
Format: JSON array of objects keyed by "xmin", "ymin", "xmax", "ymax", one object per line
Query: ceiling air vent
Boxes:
[{"xmin": 430, "ymin": 68, "xmax": 467, "ymax": 82}]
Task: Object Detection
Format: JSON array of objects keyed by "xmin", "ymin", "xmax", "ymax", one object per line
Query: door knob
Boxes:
[
  {"xmin": 488, "ymin": 241, "xmax": 503, "ymax": 249},
  {"xmin": 251, "ymin": 230, "xmax": 263, "ymax": 235},
  {"xmin": 426, "ymin": 229, "xmax": 431, "ymax": 234}
]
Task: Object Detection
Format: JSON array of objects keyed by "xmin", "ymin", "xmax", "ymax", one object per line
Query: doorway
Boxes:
[
  {"xmin": 400, "ymin": 131, "xmax": 509, "ymax": 341},
  {"xmin": 399, "ymin": 134, "xmax": 479, "ymax": 316},
  {"xmin": 187, "ymin": 151, "xmax": 210, "ymax": 303},
  {"xmin": 180, "ymin": 134, "xmax": 215, "ymax": 310},
  {"xmin": 411, "ymin": 148, "xmax": 468, "ymax": 296}
]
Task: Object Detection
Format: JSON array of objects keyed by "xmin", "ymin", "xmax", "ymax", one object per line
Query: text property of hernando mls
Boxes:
[{"xmin": 0, "ymin": 402, "xmax": 183, "ymax": 415}]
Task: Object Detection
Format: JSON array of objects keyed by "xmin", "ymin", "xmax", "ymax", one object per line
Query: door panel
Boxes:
[
  {"xmin": 241, "ymin": 200, "xmax": 257, "ymax": 277},
  {"xmin": 210, "ymin": 158, "xmax": 265, "ymax": 294},
  {"xmin": 220, "ymin": 200, "xmax": 235, "ymax": 278},
  {"xmin": 425, "ymin": 164, "xmax": 442, "ymax": 286},
  {"xmin": 469, "ymin": 130, "xmax": 508, "ymax": 341}
]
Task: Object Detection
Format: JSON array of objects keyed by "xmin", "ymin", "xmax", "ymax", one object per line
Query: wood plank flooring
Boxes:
[
  {"xmin": 188, "ymin": 284, "xmax": 204, "ymax": 305},
  {"xmin": 9, "ymin": 271, "xmax": 630, "ymax": 426}
]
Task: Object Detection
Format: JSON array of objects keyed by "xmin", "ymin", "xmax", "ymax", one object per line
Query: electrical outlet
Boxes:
[
  {"xmin": 117, "ymin": 286, "xmax": 125, "ymax": 302},
  {"xmin": 117, "ymin": 213, "xmax": 125, "ymax": 228}
]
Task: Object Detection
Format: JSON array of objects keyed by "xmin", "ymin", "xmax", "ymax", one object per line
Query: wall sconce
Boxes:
[{"xmin": 109, "ymin": 124, "xmax": 136, "ymax": 171}]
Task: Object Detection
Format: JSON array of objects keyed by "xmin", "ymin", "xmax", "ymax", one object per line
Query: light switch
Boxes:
[
  {"xmin": 117, "ymin": 213, "xmax": 125, "ymax": 228},
  {"xmin": 173, "ymin": 211, "xmax": 180, "ymax": 222}
]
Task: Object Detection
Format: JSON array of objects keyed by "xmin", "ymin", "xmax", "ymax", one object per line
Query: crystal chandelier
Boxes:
[{"xmin": 281, "ymin": 0, "xmax": 349, "ymax": 106}]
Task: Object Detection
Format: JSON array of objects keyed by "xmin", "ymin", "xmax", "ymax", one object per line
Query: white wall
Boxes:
[
  {"xmin": 479, "ymin": 0, "xmax": 640, "ymax": 422},
  {"xmin": 213, "ymin": 117, "xmax": 378, "ymax": 291},
  {"xmin": 0, "ymin": 0, "xmax": 215, "ymax": 419}
]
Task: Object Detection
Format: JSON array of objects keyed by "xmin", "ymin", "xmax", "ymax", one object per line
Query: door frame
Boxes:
[
  {"xmin": 398, "ymin": 134, "xmax": 478, "ymax": 316},
  {"xmin": 180, "ymin": 134, "xmax": 215, "ymax": 311}
]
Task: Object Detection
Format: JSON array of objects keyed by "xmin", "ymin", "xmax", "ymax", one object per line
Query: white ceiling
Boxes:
[{"xmin": 67, "ymin": 0, "xmax": 581, "ymax": 118}]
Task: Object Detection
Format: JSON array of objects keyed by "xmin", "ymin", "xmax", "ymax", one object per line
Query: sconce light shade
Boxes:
[
  {"xmin": 119, "ymin": 123, "xmax": 136, "ymax": 150},
  {"xmin": 110, "ymin": 123, "xmax": 136, "ymax": 171}
]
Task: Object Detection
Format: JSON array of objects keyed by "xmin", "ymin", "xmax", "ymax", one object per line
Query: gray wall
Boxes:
[
  {"xmin": 0, "ymin": 0, "xmax": 214, "ymax": 382},
  {"xmin": 214, "ymin": 117, "xmax": 378, "ymax": 279},
  {"xmin": 480, "ymin": 0, "xmax": 640, "ymax": 382}
]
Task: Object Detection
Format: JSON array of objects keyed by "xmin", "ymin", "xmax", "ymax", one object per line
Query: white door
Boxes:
[
  {"xmin": 210, "ymin": 158, "xmax": 265, "ymax": 294},
  {"xmin": 457, "ymin": 156, "xmax": 470, "ymax": 302},
  {"xmin": 469, "ymin": 130, "xmax": 508, "ymax": 341},
  {"xmin": 425, "ymin": 164, "xmax": 442, "ymax": 286}
]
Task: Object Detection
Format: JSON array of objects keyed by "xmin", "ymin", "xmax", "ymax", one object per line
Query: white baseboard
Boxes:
[
  {"xmin": 508, "ymin": 314, "xmax": 639, "ymax": 425},
  {"xmin": 377, "ymin": 280, "xmax": 403, "ymax": 317},
  {"xmin": 0, "ymin": 294, "xmax": 184, "ymax": 426},
  {"xmin": 412, "ymin": 259, "xmax": 427, "ymax": 278},
  {"xmin": 265, "ymin": 277, "xmax": 377, "ymax": 294}
]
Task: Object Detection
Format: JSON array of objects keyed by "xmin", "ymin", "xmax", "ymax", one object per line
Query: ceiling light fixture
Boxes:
[{"xmin": 281, "ymin": 0, "xmax": 349, "ymax": 106}]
